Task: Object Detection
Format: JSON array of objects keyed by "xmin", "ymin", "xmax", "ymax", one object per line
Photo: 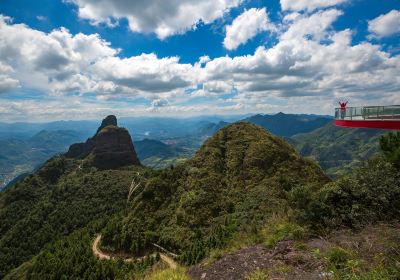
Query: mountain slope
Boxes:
[
  {"xmin": 0, "ymin": 130, "xmax": 87, "ymax": 190},
  {"xmin": 99, "ymin": 122, "xmax": 329, "ymax": 264},
  {"xmin": 134, "ymin": 139, "xmax": 176, "ymax": 159},
  {"xmin": 245, "ymin": 113, "xmax": 332, "ymax": 137},
  {"xmin": 2, "ymin": 120, "xmax": 399, "ymax": 280},
  {"xmin": 291, "ymin": 122, "xmax": 387, "ymax": 176},
  {"xmin": 0, "ymin": 116, "xmax": 143, "ymax": 277}
]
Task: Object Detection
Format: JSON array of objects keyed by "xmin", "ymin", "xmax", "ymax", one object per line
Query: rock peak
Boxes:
[
  {"xmin": 95, "ymin": 115, "xmax": 118, "ymax": 136},
  {"xmin": 65, "ymin": 115, "xmax": 140, "ymax": 169}
]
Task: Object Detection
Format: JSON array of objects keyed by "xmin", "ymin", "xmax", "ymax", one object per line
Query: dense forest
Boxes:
[{"xmin": 0, "ymin": 121, "xmax": 399, "ymax": 279}]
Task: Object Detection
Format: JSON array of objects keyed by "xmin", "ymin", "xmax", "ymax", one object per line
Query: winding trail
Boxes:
[{"xmin": 92, "ymin": 235, "xmax": 177, "ymax": 269}]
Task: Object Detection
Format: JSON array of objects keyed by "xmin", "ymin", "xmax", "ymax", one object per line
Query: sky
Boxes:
[{"xmin": 0, "ymin": 0, "xmax": 399, "ymax": 122}]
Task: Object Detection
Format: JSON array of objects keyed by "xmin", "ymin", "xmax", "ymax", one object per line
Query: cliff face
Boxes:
[
  {"xmin": 91, "ymin": 125, "xmax": 140, "ymax": 169},
  {"xmin": 65, "ymin": 115, "xmax": 140, "ymax": 169}
]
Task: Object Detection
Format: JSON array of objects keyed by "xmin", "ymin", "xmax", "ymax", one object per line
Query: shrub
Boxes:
[
  {"xmin": 246, "ymin": 270, "xmax": 269, "ymax": 280},
  {"xmin": 262, "ymin": 219, "xmax": 306, "ymax": 248},
  {"xmin": 380, "ymin": 132, "xmax": 400, "ymax": 166},
  {"xmin": 325, "ymin": 247, "xmax": 353, "ymax": 270}
]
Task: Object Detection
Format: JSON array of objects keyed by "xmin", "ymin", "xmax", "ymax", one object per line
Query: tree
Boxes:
[{"xmin": 380, "ymin": 132, "xmax": 400, "ymax": 166}]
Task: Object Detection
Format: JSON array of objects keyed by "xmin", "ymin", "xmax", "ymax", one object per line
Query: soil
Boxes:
[
  {"xmin": 189, "ymin": 242, "xmax": 325, "ymax": 280},
  {"xmin": 188, "ymin": 223, "xmax": 400, "ymax": 280}
]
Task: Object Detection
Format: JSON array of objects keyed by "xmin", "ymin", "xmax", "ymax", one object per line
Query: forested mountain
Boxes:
[
  {"xmin": 0, "ymin": 116, "xmax": 143, "ymax": 277},
  {"xmin": 98, "ymin": 122, "xmax": 329, "ymax": 262},
  {"xmin": 1, "ymin": 116, "xmax": 400, "ymax": 279},
  {"xmin": 245, "ymin": 112, "xmax": 332, "ymax": 137},
  {"xmin": 0, "ymin": 117, "xmax": 234, "ymax": 188},
  {"xmin": 0, "ymin": 113, "xmax": 334, "ymax": 189},
  {"xmin": 291, "ymin": 122, "xmax": 387, "ymax": 177}
]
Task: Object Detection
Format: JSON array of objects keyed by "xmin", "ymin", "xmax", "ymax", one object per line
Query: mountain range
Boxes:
[
  {"xmin": 0, "ymin": 115, "xmax": 398, "ymax": 279},
  {"xmin": 2, "ymin": 113, "xmax": 388, "ymax": 189}
]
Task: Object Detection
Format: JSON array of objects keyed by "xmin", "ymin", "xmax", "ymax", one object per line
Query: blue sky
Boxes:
[{"xmin": 0, "ymin": 0, "xmax": 399, "ymax": 121}]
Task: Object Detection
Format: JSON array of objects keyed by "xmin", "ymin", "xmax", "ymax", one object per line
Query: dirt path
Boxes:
[{"xmin": 92, "ymin": 235, "xmax": 177, "ymax": 268}]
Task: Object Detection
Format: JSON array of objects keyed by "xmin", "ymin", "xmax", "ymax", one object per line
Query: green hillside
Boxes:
[
  {"xmin": 291, "ymin": 123, "xmax": 387, "ymax": 177},
  {"xmin": 1, "ymin": 120, "xmax": 399, "ymax": 280},
  {"xmin": 0, "ymin": 155, "xmax": 145, "ymax": 277},
  {"xmin": 98, "ymin": 122, "xmax": 329, "ymax": 264}
]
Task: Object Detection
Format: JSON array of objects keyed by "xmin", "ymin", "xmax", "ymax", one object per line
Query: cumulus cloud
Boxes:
[
  {"xmin": 280, "ymin": 0, "xmax": 348, "ymax": 12},
  {"xmin": 223, "ymin": 8, "xmax": 274, "ymax": 50},
  {"xmin": 0, "ymin": 6, "xmax": 399, "ymax": 120},
  {"xmin": 201, "ymin": 9, "xmax": 400, "ymax": 105},
  {"xmin": 0, "ymin": 75, "xmax": 19, "ymax": 93},
  {"xmin": 0, "ymin": 16, "xmax": 197, "ymax": 98},
  {"xmin": 281, "ymin": 9, "xmax": 342, "ymax": 41},
  {"xmin": 67, "ymin": 0, "xmax": 241, "ymax": 39},
  {"xmin": 368, "ymin": 10, "xmax": 400, "ymax": 38},
  {"xmin": 92, "ymin": 54, "xmax": 195, "ymax": 93},
  {"xmin": 0, "ymin": 61, "xmax": 19, "ymax": 93}
]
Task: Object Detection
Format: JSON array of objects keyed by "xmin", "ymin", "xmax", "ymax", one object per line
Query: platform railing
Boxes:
[{"xmin": 335, "ymin": 105, "xmax": 400, "ymax": 121}]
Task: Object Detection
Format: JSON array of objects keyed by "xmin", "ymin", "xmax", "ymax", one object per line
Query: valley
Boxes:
[{"xmin": 0, "ymin": 113, "xmax": 384, "ymax": 190}]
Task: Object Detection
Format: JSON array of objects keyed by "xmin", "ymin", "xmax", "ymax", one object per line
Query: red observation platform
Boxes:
[{"xmin": 334, "ymin": 105, "xmax": 400, "ymax": 130}]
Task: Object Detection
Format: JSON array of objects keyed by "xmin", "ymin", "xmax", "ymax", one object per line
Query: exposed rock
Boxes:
[
  {"xmin": 65, "ymin": 139, "xmax": 94, "ymax": 159},
  {"xmin": 95, "ymin": 115, "xmax": 118, "ymax": 136},
  {"xmin": 91, "ymin": 125, "xmax": 140, "ymax": 169},
  {"xmin": 65, "ymin": 115, "xmax": 140, "ymax": 169}
]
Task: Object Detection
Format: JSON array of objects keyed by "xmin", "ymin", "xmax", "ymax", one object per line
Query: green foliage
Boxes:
[
  {"xmin": 100, "ymin": 122, "xmax": 328, "ymax": 266},
  {"xmin": 292, "ymin": 123, "xmax": 387, "ymax": 177},
  {"xmin": 291, "ymin": 158, "xmax": 400, "ymax": 230},
  {"xmin": 23, "ymin": 228, "xmax": 159, "ymax": 280},
  {"xmin": 325, "ymin": 247, "xmax": 353, "ymax": 270},
  {"xmin": 180, "ymin": 220, "xmax": 236, "ymax": 265},
  {"xmin": 246, "ymin": 270, "xmax": 269, "ymax": 280},
  {"xmin": 322, "ymin": 245, "xmax": 400, "ymax": 280},
  {"xmin": 4, "ymin": 121, "xmax": 399, "ymax": 279},
  {"xmin": 380, "ymin": 132, "xmax": 400, "ymax": 166},
  {"xmin": 145, "ymin": 267, "xmax": 189, "ymax": 280},
  {"xmin": 262, "ymin": 220, "xmax": 306, "ymax": 248},
  {"xmin": 0, "ymin": 156, "xmax": 143, "ymax": 277}
]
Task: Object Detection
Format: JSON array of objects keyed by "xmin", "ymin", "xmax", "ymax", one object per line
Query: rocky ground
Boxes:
[{"xmin": 188, "ymin": 224, "xmax": 400, "ymax": 280}]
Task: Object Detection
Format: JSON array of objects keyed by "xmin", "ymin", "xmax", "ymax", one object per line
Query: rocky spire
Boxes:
[
  {"xmin": 65, "ymin": 115, "xmax": 140, "ymax": 169},
  {"xmin": 95, "ymin": 115, "xmax": 118, "ymax": 136}
]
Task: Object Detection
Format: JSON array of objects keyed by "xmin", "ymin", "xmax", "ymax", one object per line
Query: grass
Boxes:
[
  {"xmin": 261, "ymin": 217, "xmax": 307, "ymax": 248},
  {"xmin": 246, "ymin": 270, "xmax": 269, "ymax": 280},
  {"xmin": 144, "ymin": 267, "xmax": 189, "ymax": 280}
]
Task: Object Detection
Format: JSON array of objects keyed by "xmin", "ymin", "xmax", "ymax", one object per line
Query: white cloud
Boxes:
[
  {"xmin": 92, "ymin": 54, "xmax": 196, "ymax": 94},
  {"xmin": 368, "ymin": 10, "xmax": 400, "ymax": 38},
  {"xmin": 0, "ymin": 16, "xmax": 197, "ymax": 99},
  {"xmin": 0, "ymin": 8, "xmax": 400, "ymax": 120},
  {"xmin": 201, "ymin": 9, "xmax": 400, "ymax": 108},
  {"xmin": 280, "ymin": 0, "xmax": 348, "ymax": 12},
  {"xmin": 223, "ymin": 8, "xmax": 274, "ymax": 50},
  {"xmin": 147, "ymin": 98, "xmax": 170, "ymax": 112},
  {"xmin": 67, "ymin": 0, "xmax": 241, "ymax": 39},
  {"xmin": 36, "ymin": 15, "xmax": 47, "ymax": 21},
  {"xmin": 281, "ymin": 9, "xmax": 342, "ymax": 41},
  {"xmin": 0, "ymin": 61, "xmax": 19, "ymax": 93},
  {"xmin": 0, "ymin": 75, "xmax": 19, "ymax": 93}
]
